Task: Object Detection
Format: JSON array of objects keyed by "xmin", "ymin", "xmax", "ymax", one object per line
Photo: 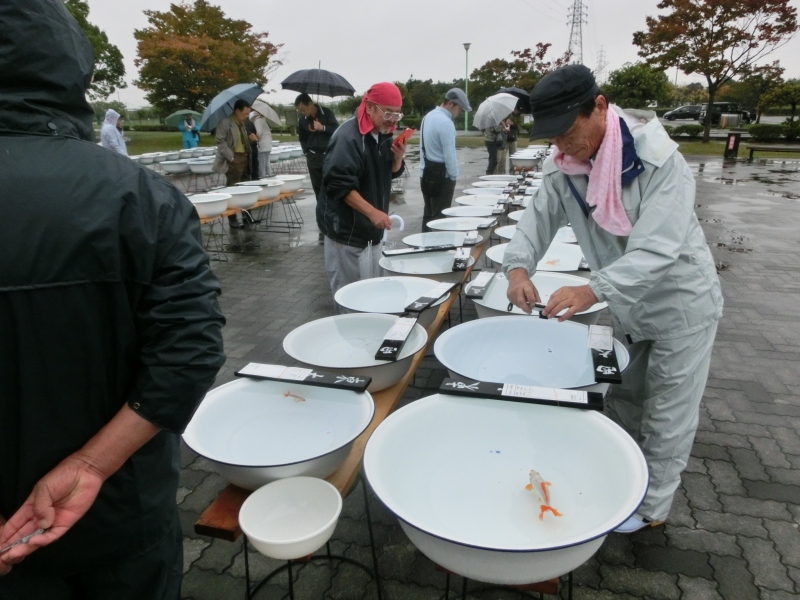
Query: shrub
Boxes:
[
  {"xmin": 401, "ymin": 115, "xmax": 423, "ymax": 129},
  {"xmin": 783, "ymin": 119, "xmax": 800, "ymax": 142},
  {"xmin": 673, "ymin": 124, "xmax": 704, "ymax": 138},
  {"xmin": 662, "ymin": 124, "xmax": 674, "ymax": 136},
  {"xmin": 748, "ymin": 124, "xmax": 787, "ymax": 142}
]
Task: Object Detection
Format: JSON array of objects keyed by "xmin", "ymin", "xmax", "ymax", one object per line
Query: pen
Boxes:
[{"xmin": 0, "ymin": 528, "xmax": 45, "ymax": 556}]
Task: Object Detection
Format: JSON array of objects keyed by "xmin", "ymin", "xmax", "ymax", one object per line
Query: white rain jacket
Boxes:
[
  {"xmin": 252, "ymin": 113, "xmax": 273, "ymax": 153},
  {"xmin": 503, "ymin": 107, "xmax": 723, "ymax": 342},
  {"xmin": 100, "ymin": 108, "xmax": 127, "ymax": 156}
]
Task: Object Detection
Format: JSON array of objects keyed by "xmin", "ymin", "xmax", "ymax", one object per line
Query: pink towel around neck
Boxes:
[{"xmin": 552, "ymin": 108, "xmax": 632, "ymax": 236}]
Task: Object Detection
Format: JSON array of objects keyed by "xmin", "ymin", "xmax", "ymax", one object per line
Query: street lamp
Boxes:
[{"xmin": 463, "ymin": 43, "xmax": 471, "ymax": 132}]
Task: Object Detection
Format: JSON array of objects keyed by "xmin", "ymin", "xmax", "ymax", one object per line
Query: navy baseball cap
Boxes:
[{"xmin": 529, "ymin": 64, "xmax": 599, "ymax": 140}]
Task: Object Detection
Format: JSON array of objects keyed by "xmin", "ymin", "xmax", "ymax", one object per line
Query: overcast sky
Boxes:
[{"xmin": 87, "ymin": 0, "xmax": 800, "ymax": 108}]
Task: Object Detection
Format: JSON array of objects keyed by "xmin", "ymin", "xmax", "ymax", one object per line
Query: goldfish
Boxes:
[
  {"xmin": 283, "ymin": 391, "xmax": 306, "ymax": 403},
  {"xmin": 525, "ymin": 469, "xmax": 562, "ymax": 520}
]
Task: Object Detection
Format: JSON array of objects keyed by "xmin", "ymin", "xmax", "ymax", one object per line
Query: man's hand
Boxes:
[
  {"xmin": 390, "ymin": 139, "xmax": 406, "ymax": 173},
  {"xmin": 369, "ymin": 209, "xmax": 392, "ymax": 230},
  {"xmin": 541, "ymin": 285, "xmax": 598, "ymax": 322},
  {"xmin": 248, "ymin": 133, "xmax": 259, "ymax": 143},
  {"xmin": 0, "ymin": 455, "xmax": 105, "ymax": 575},
  {"xmin": 506, "ymin": 268, "xmax": 541, "ymax": 314},
  {"xmin": 310, "ymin": 120, "xmax": 324, "ymax": 132}
]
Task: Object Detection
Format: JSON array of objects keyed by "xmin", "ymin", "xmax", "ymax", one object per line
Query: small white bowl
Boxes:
[
  {"xmin": 189, "ymin": 193, "xmax": 231, "ymax": 218},
  {"xmin": 215, "ymin": 186, "xmax": 261, "ymax": 209},
  {"xmin": 263, "ymin": 174, "xmax": 304, "ymax": 193},
  {"xmin": 283, "ymin": 313, "xmax": 428, "ymax": 392},
  {"xmin": 463, "ymin": 187, "xmax": 505, "ymax": 196},
  {"xmin": 161, "ymin": 160, "xmax": 191, "ymax": 174},
  {"xmin": 151, "ymin": 153, "xmax": 168, "ymax": 163},
  {"xmin": 380, "ymin": 250, "xmax": 475, "ymax": 283},
  {"xmin": 138, "ymin": 154, "xmax": 155, "ymax": 165},
  {"xmin": 239, "ymin": 477, "xmax": 342, "ymax": 560},
  {"xmin": 179, "ymin": 149, "xmax": 194, "ymax": 159},
  {"xmin": 165, "ymin": 152, "xmax": 180, "ymax": 161},
  {"xmin": 188, "ymin": 159, "xmax": 215, "ymax": 174},
  {"xmin": 508, "ymin": 210, "xmax": 526, "ymax": 222},
  {"xmin": 237, "ymin": 180, "xmax": 282, "ymax": 201},
  {"xmin": 402, "ymin": 232, "xmax": 483, "ymax": 248},
  {"xmin": 454, "ymin": 195, "xmax": 502, "ymax": 207},
  {"xmin": 442, "ymin": 205, "xmax": 494, "ymax": 218}
]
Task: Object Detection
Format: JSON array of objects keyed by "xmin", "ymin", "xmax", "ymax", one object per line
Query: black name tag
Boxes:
[
  {"xmin": 578, "ymin": 257, "xmax": 590, "ymax": 271},
  {"xmin": 465, "ymin": 270, "xmax": 497, "ymax": 298},
  {"xmin": 452, "ymin": 247, "xmax": 471, "ymax": 271},
  {"xmin": 375, "ymin": 316, "xmax": 418, "ymax": 361},
  {"xmin": 439, "ymin": 378, "xmax": 603, "ymax": 411},
  {"xmin": 405, "ymin": 281, "xmax": 457, "ymax": 313},
  {"xmin": 588, "ymin": 325, "xmax": 622, "ymax": 384},
  {"xmin": 236, "ymin": 363, "xmax": 371, "ymax": 392}
]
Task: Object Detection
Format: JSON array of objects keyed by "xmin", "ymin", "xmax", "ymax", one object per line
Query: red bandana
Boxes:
[{"xmin": 357, "ymin": 82, "xmax": 403, "ymax": 135}]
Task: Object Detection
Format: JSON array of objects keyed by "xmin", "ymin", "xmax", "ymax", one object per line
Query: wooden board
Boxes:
[{"xmin": 198, "ymin": 189, "xmax": 305, "ymax": 225}]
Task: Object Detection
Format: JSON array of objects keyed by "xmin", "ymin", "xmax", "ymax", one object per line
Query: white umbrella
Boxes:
[
  {"xmin": 250, "ymin": 94, "xmax": 282, "ymax": 128},
  {"xmin": 472, "ymin": 93, "xmax": 519, "ymax": 130}
]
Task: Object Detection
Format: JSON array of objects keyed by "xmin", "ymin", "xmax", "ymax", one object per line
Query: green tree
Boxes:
[
  {"xmin": 759, "ymin": 80, "xmax": 800, "ymax": 121},
  {"xmin": 672, "ymin": 82, "xmax": 707, "ymax": 105},
  {"xmin": 602, "ymin": 62, "xmax": 672, "ymax": 109},
  {"xmin": 633, "ymin": 0, "xmax": 797, "ymax": 142},
  {"xmin": 63, "ymin": 0, "xmax": 126, "ymax": 100},
  {"xmin": 91, "ymin": 100, "xmax": 127, "ymax": 124},
  {"xmin": 739, "ymin": 61, "xmax": 785, "ymax": 122},
  {"xmin": 134, "ymin": 0, "xmax": 281, "ymax": 114}
]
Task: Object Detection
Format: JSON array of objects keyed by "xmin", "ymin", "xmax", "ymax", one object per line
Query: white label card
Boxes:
[
  {"xmin": 454, "ymin": 247, "xmax": 470, "ymax": 260},
  {"xmin": 588, "ymin": 325, "xmax": 614, "ymax": 351},
  {"xmin": 384, "ymin": 317, "xmax": 417, "ymax": 341},
  {"xmin": 470, "ymin": 271, "xmax": 495, "ymax": 287},
  {"xmin": 239, "ymin": 363, "xmax": 313, "ymax": 381},
  {"xmin": 426, "ymin": 282, "xmax": 455, "ymax": 298},
  {"xmin": 501, "ymin": 384, "xmax": 589, "ymax": 404}
]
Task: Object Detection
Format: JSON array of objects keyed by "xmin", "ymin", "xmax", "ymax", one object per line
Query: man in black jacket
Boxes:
[
  {"xmin": 296, "ymin": 93, "xmax": 339, "ymax": 242},
  {"xmin": 0, "ymin": 2, "xmax": 226, "ymax": 598},
  {"xmin": 317, "ymin": 82, "xmax": 407, "ymax": 305}
]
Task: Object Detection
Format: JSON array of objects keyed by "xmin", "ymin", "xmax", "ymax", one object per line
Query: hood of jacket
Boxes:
[
  {"xmin": 0, "ymin": 0, "xmax": 95, "ymax": 141},
  {"xmin": 103, "ymin": 109, "xmax": 121, "ymax": 127}
]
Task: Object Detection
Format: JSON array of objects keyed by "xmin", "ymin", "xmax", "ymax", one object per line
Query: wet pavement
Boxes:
[{"xmin": 179, "ymin": 148, "xmax": 800, "ymax": 599}]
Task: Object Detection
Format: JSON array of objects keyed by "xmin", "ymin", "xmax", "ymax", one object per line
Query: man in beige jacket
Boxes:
[{"xmin": 212, "ymin": 99, "xmax": 254, "ymax": 230}]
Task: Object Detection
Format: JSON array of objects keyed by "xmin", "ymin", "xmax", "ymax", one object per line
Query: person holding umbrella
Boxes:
[
  {"xmin": 178, "ymin": 114, "xmax": 200, "ymax": 149},
  {"xmin": 212, "ymin": 99, "xmax": 253, "ymax": 230},
  {"xmin": 317, "ymin": 82, "xmax": 407, "ymax": 304}
]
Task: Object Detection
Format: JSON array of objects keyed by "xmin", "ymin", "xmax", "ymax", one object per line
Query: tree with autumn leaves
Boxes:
[
  {"xmin": 633, "ymin": 0, "xmax": 797, "ymax": 142},
  {"xmin": 134, "ymin": 0, "xmax": 281, "ymax": 114}
]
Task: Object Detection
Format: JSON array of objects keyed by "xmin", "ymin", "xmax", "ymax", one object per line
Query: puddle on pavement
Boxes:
[{"xmin": 757, "ymin": 191, "xmax": 800, "ymax": 199}]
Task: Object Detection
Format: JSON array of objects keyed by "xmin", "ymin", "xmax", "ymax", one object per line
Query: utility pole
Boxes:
[
  {"xmin": 567, "ymin": 0, "xmax": 588, "ymax": 65},
  {"xmin": 595, "ymin": 46, "xmax": 607, "ymax": 86}
]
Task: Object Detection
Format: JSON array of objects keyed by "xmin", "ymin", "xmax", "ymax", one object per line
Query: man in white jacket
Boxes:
[
  {"xmin": 505, "ymin": 65, "xmax": 723, "ymax": 533},
  {"xmin": 99, "ymin": 108, "xmax": 127, "ymax": 156},
  {"xmin": 251, "ymin": 110, "xmax": 272, "ymax": 178}
]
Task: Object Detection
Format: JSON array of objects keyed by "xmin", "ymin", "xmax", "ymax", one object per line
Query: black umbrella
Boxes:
[
  {"xmin": 281, "ymin": 68, "xmax": 356, "ymax": 98},
  {"xmin": 496, "ymin": 87, "xmax": 531, "ymax": 114}
]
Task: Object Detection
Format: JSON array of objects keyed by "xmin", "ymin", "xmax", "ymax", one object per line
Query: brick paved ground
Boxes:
[{"xmin": 178, "ymin": 147, "xmax": 800, "ymax": 600}]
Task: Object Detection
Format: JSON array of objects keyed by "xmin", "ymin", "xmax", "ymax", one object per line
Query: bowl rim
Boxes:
[
  {"xmin": 334, "ymin": 276, "xmax": 450, "ymax": 312},
  {"xmin": 216, "ymin": 186, "xmax": 262, "ymax": 194},
  {"xmin": 239, "ymin": 477, "xmax": 343, "ymax": 545},
  {"xmin": 188, "ymin": 193, "xmax": 232, "ymax": 203}
]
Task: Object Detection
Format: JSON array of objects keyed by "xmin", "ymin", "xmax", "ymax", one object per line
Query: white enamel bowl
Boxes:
[
  {"xmin": 364, "ymin": 394, "xmax": 648, "ymax": 584},
  {"xmin": 471, "ymin": 181, "xmax": 508, "ymax": 189},
  {"xmin": 441, "ymin": 205, "xmax": 494, "ymax": 218},
  {"xmin": 380, "ymin": 250, "xmax": 475, "ymax": 284},
  {"xmin": 485, "ymin": 242, "xmax": 585, "ymax": 273},
  {"xmin": 427, "ymin": 217, "xmax": 496, "ymax": 238},
  {"xmin": 510, "ymin": 156, "xmax": 541, "ymax": 169},
  {"xmin": 179, "ymin": 149, "xmax": 195, "ymax": 159},
  {"xmin": 182, "ymin": 378, "xmax": 374, "ymax": 490},
  {"xmin": 283, "ymin": 313, "xmax": 428, "ymax": 392},
  {"xmin": 202, "ymin": 147, "xmax": 216, "ymax": 156},
  {"xmin": 335, "ymin": 276, "xmax": 450, "ymax": 328},
  {"xmin": 455, "ymin": 195, "xmax": 502, "ymax": 207},
  {"xmin": 559, "ymin": 226, "xmax": 578, "ymax": 244},
  {"xmin": 465, "ymin": 272, "xmax": 607, "ymax": 325},
  {"xmin": 138, "ymin": 154, "xmax": 155, "ymax": 165},
  {"xmin": 236, "ymin": 180, "xmax": 282, "ymax": 201},
  {"xmin": 191, "ymin": 148, "xmax": 205, "ymax": 158},
  {"xmin": 239, "ymin": 477, "xmax": 342, "ymax": 560},
  {"xmin": 216, "ymin": 186, "xmax": 261, "ymax": 210},
  {"xmin": 189, "ymin": 193, "xmax": 231, "ymax": 218},
  {"xmin": 435, "ymin": 316, "xmax": 629, "ymax": 389},
  {"xmin": 508, "ymin": 210, "xmax": 526, "ymax": 222},
  {"xmin": 188, "ymin": 159, "xmax": 215, "ymax": 174},
  {"xmin": 151, "ymin": 152, "xmax": 168, "ymax": 163},
  {"xmin": 269, "ymin": 152, "xmax": 280, "ymax": 163},
  {"xmin": 161, "ymin": 160, "xmax": 191, "ymax": 174},
  {"xmin": 495, "ymin": 225, "xmax": 517, "ymax": 241},
  {"xmin": 463, "ymin": 187, "xmax": 505, "ymax": 196},
  {"xmin": 402, "ymin": 232, "xmax": 483, "ymax": 248},
  {"xmin": 479, "ymin": 175, "xmax": 517, "ymax": 182},
  {"xmin": 264, "ymin": 174, "xmax": 304, "ymax": 193}
]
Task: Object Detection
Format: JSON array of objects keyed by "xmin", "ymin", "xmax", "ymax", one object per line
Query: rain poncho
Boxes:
[
  {"xmin": 0, "ymin": 0, "xmax": 225, "ymax": 574},
  {"xmin": 100, "ymin": 108, "xmax": 127, "ymax": 156}
]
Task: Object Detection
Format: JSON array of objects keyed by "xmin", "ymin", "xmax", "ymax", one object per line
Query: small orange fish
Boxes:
[
  {"xmin": 283, "ymin": 391, "xmax": 306, "ymax": 402},
  {"xmin": 525, "ymin": 469, "xmax": 562, "ymax": 520}
]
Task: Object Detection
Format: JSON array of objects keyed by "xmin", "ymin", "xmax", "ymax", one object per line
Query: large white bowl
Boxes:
[
  {"xmin": 471, "ymin": 181, "xmax": 508, "ymax": 189},
  {"xmin": 202, "ymin": 147, "xmax": 216, "ymax": 156},
  {"xmin": 479, "ymin": 175, "xmax": 518, "ymax": 182},
  {"xmin": 441, "ymin": 205, "xmax": 494, "ymax": 218},
  {"xmin": 263, "ymin": 174, "xmax": 304, "ymax": 193},
  {"xmin": 237, "ymin": 179, "xmax": 282, "ymax": 201},
  {"xmin": 164, "ymin": 151, "xmax": 180, "ymax": 161},
  {"xmin": 364, "ymin": 394, "xmax": 648, "ymax": 584},
  {"xmin": 454, "ymin": 195, "xmax": 502, "ymax": 207},
  {"xmin": 485, "ymin": 242, "xmax": 585, "ymax": 273},
  {"xmin": 138, "ymin": 154, "xmax": 155, "ymax": 165},
  {"xmin": 335, "ymin": 276, "xmax": 449, "ymax": 328},
  {"xmin": 427, "ymin": 217, "xmax": 495, "ymax": 235},
  {"xmin": 435, "ymin": 316, "xmax": 629, "ymax": 389},
  {"xmin": 465, "ymin": 272, "xmax": 607, "ymax": 324},
  {"xmin": 179, "ymin": 149, "xmax": 195, "ymax": 159},
  {"xmin": 508, "ymin": 210, "xmax": 525, "ymax": 222},
  {"xmin": 182, "ymin": 378, "xmax": 374, "ymax": 490},
  {"xmin": 402, "ymin": 232, "xmax": 483, "ymax": 248},
  {"xmin": 559, "ymin": 226, "xmax": 578, "ymax": 244},
  {"xmin": 463, "ymin": 187, "xmax": 505, "ymax": 196},
  {"xmin": 240, "ymin": 477, "xmax": 342, "ymax": 560},
  {"xmin": 289, "ymin": 147, "xmax": 303, "ymax": 159},
  {"xmin": 189, "ymin": 193, "xmax": 231, "ymax": 218},
  {"xmin": 188, "ymin": 159, "xmax": 215, "ymax": 174},
  {"xmin": 151, "ymin": 153, "xmax": 168, "ymax": 163},
  {"xmin": 215, "ymin": 186, "xmax": 261, "ymax": 209},
  {"xmin": 495, "ymin": 225, "xmax": 517, "ymax": 241},
  {"xmin": 161, "ymin": 160, "xmax": 191, "ymax": 174},
  {"xmin": 283, "ymin": 313, "xmax": 428, "ymax": 392},
  {"xmin": 510, "ymin": 156, "xmax": 540, "ymax": 169},
  {"xmin": 380, "ymin": 250, "xmax": 475, "ymax": 283}
]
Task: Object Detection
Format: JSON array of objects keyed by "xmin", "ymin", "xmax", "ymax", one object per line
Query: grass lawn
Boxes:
[{"xmin": 122, "ymin": 131, "xmax": 300, "ymax": 155}]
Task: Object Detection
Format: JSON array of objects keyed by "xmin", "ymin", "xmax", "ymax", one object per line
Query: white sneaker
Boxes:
[{"xmin": 614, "ymin": 515, "xmax": 663, "ymax": 534}]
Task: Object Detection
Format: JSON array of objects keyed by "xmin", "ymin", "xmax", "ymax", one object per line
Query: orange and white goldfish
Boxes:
[
  {"xmin": 283, "ymin": 391, "xmax": 306, "ymax": 402},
  {"xmin": 525, "ymin": 469, "xmax": 563, "ymax": 520}
]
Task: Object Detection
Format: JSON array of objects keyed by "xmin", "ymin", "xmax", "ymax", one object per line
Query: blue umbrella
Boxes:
[{"xmin": 199, "ymin": 83, "xmax": 264, "ymax": 132}]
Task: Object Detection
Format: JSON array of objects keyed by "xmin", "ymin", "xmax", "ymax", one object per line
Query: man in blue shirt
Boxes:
[{"xmin": 419, "ymin": 88, "xmax": 471, "ymax": 231}]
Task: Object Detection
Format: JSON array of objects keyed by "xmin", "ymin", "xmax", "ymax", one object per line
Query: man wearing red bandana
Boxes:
[{"xmin": 317, "ymin": 82, "xmax": 407, "ymax": 307}]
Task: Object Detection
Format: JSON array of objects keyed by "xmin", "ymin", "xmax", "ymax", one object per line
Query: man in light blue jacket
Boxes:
[
  {"xmin": 505, "ymin": 65, "xmax": 723, "ymax": 533},
  {"xmin": 419, "ymin": 88, "xmax": 471, "ymax": 230}
]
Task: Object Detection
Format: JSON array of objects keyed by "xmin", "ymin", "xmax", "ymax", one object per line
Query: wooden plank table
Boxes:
[
  {"xmin": 745, "ymin": 144, "xmax": 800, "ymax": 160},
  {"xmin": 198, "ymin": 189, "xmax": 305, "ymax": 226}
]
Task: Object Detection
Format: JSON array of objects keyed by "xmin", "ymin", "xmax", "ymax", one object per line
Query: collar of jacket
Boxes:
[{"xmin": 619, "ymin": 117, "xmax": 645, "ymax": 187}]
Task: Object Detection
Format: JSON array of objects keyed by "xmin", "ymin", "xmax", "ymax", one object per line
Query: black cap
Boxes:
[{"xmin": 529, "ymin": 64, "xmax": 599, "ymax": 140}]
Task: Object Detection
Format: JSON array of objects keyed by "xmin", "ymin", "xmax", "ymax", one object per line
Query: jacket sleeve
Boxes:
[
  {"xmin": 323, "ymin": 131, "xmax": 362, "ymax": 204},
  {"xmin": 322, "ymin": 109, "xmax": 339, "ymax": 137},
  {"xmin": 215, "ymin": 119, "xmax": 233, "ymax": 163},
  {"xmin": 588, "ymin": 152, "xmax": 695, "ymax": 306},
  {"xmin": 502, "ymin": 179, "xmax": 568, "ymax": 276},
  {"xmin": 127, "ymin": 185, "xmax": 226, "ymax": 434},
  {"xmin": 442, "ymin": 122, "xmax": 458, "ymax": 180}
]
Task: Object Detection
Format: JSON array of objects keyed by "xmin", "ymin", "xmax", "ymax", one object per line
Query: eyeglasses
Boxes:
[{"xmin": 372, "ymin": 104, "xmax": 403, "ymax": 122}]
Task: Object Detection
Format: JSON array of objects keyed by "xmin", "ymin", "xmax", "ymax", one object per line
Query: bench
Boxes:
[{"xmin": 745, "ymin": 144, "xmax": 800, "ymax": 160}]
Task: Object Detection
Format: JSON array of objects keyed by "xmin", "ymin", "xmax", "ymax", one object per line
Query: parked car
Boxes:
[
  {"xmin": 698, "ymin": 102, "xmax": 751, "ymax": 126},
  {"xmin": 663, "ymin": 105, "xmax": 702, "ymax": 121}
]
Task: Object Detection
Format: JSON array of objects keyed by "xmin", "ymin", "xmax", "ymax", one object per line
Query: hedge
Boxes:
[
  {"xmin": 673, "ymin": 124, "xmax": 704, "ymax": 138},
  {"xmin": 748, "ymin": 124, "xmax": 787, "ymax": 142}
]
